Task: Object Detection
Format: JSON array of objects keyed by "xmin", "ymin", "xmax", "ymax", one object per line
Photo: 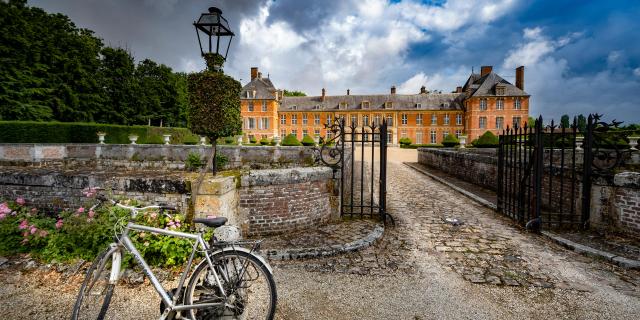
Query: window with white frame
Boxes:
[
  {"xmin": 291, "ymin": 129, "xmax": 297, "ymax": 138},
  {"xmin": 455, "ymin": 130, "xmax": 462, "ymax": 138},
  {"xmin": 351, "ymin": 115, "xmax": 358, "ymax": 126},
  {"xmin": 514, "ymin": 99, "xmax": 521, "ymax": 110},
  {"xmin": 401, "ymin": 114, "xmax": 408, "ymax": 125},
  {"xmin": 444, "ymin": 114, "xmax": 450, "ymax": 125},
  {"xmin": 480, "ymin": 99, "xmax": 487, "ymax": 111},
  {"xmin": 386, "ymin": 115, "xmax": 393, "ymax": 127},
  {"xmin": 281, "ymin": 129, "xmax": 286, "ymax": 137},
  {"xmin": 326, "ymin": 114, "xmax": 332, "ymax": 125},
  {"xmin": 247, "ymin": 118, "xmax": 255, "ymax": 129},
  {"xmin": 416, "ymin": 114, "xmax": 423, "ymax": 125},
  {"xmin": 416, "ymin": 103, "xmax": 422, "ymax": 109},
  {"xmin": 292, "ymin": 105, "xmax": 297, "ymax": 110},
  {"xmin": 479, "ymin": 117, "xmax": 487, "ymax": 129},
  {"xmin": 248, "ymin": 101, "xmax": 254, "ymax": 112},
  {"xmin": 362, "ymin": 101, "xmax": 370, "ymax": 109},
  {"xmin": 339, "ymin": 102, "xmax": 348, "ymax": 109},
  {"xmin": 456, "ymin": 114, "xmax": 462, "ymax": 125},
  {"xmin": 496, "ymin": 117, "xmax": 504, "ymax": 129},
  {"xmin": 261, "ymin": 118, "xmax": 269, "ymax": 130},
  {"xmin": 496, "ymin": 99, "xmax": 504, "ymax": 110},
  {"xmin": 280, "ymin": 114, "xmax": 286, "ymax": 125},
  {"xmin": 430, "ymin": 130, "xmax": 437, "ymax": 144},
  {"xmin": 443, "ymin": 131, "xmax": 449, "ymax": 139},
  {"xmin": 374, "ymin": 115, "xmax": 381, "ymax": 126},
  {"xmin": 303, "ymin": 129, "xmax": 308, "ymax": 136},
  {"xmin": 363, "ymin": 115, "xmax": 369, "ymax": 126},
  {"xmin": 416, "ymin": 132, "xmax": 423, "ymax": 144},
  {"xmin": 314, "ymin": 129, "xmax": 320, "ymax": 137},
  {"xmin": 385, "ymin": 102, "xmax": 393, "ymax": 109},
  {"xmin": 261, "ymin": 100, "xmax": 267, "ymax": 112},
  {"xmin": 431, "ymin": 114, "xmax": 437, "ymax": 125},
  {"xmin": 292, "ymin": 114, "xmax": 297, "ymax": 125},
  {"xmin": 314, "ymin": 114, "xmax": 320, "ymax": 125},
  {"xmin": 401, "ymin": 129, "xmax": 407, "ymax": 138},
  {"xmin": 302, "ymin": 114, "xmax": 308, "ymax": 125},
  {"xmin": 513, "ymin": 116, "xmax": 522, "ymax": 129}
]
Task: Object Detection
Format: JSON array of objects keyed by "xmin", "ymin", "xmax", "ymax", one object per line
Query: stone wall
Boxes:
[
  {"xmin": 0, "ymin": 144, "xmax": 317, "ymax": 171},
  {"xmin": 239, "ymin": 167, "xmax": 334, "ymax": 236},
  {"xmin": 418, "ymin": 148, "xmax": 498, "ymax": 190},
  {"xmin": 590, "ymin": 172, "xmax": 640, "ymax": 236}
]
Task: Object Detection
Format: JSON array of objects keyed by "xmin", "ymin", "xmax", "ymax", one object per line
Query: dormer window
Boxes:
[
  {"xmin": 339, "ymin": 102, "xmax": 348, "ymax": 110},
  {"xmin": 312, "ymin": 105, "xmax": 321, "ymax": 110},
  {"xmin": 292, "ymin": 105, "xmax": 297, "ymax": 110},
  {"xmin": 245, "ymin": 91, "xmax": 250, "ymax": 98},
  {"xmin": 252, "ymin": 90, "xmax": 257, "ymax": 98},
  {"xmin": 385, "ymin": 102, "xmax": 393, "ymax": 109},
  {"xmin": 416, "ymin": 103, "xmax": 422, "ymax": 109},
  {"xmin": 362, "ymin": 101, "xmax": 370, "ymax": 109},
  {"xmin": 496, "ymin": 85, "xmax": 506, "ymax": 96}
]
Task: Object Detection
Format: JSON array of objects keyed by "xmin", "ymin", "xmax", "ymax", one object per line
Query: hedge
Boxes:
[
  {"xmin": 400, "ymin": 143, "xmax": 444, "ymax": 149},
  {"xmin": 472, "ymin": 131, "xmax": 499, "ymax": 148},
  {"xmin": 301, "ymin": 135, "xmax": 316, "ymax": 146},
  {"xmin": 281, "ymin": 134, "xmax": 302, "ymax": 146},
  {"xmin": 442, "ymin": 134, "xmax": 460, "ymax": 147},
  {"xmin": 0, "ymin": 121, "xmax": 200, "ymax": 144}
]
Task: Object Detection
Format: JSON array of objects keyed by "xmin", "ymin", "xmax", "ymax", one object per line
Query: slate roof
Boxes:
[
  {"xmin": 462, "ymin": 72, "xmax": 529, "ymax": 97},
  {"xmin": 241, "ymin": 77, "xmax": 277, "ymax": 100},
  {"xmin": 280, "ymin": 93, "xmax": 465, "ymax": 111}
]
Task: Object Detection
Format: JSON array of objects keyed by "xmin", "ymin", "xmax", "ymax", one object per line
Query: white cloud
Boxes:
[
  {"xmin": 634, "ymin": 68, "xmax": 640, "ymax": 77},
  {"xmin": 503, "ymin": 28, "xmax": 581, "ymax": 68}
]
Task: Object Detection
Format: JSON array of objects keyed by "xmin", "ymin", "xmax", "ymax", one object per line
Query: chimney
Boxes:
[
  {"xmin": 420, "ymin": 86, "xmax": 426, "ymax": 94},
  {"xmin": 391, "ymin": 86, "xmax": 396, "ymax": 95},
  {"xmin": 515, "ymin": 66, "xmax": 524, "ymax": 90},
  {"xmin": 480, "ymin": 65, "xmax": 493, "ymax": 77},
  {"xmin": 250, "ymin": 67, "xmax": 258, "ymax": 80},
  {"xmin": 456, "ymin": 86, "xmax": 462, "ymax": 93},
  {"xmin": 347, "ymin": 89, "xmax": 350, "ymax": 95},
  {"xmin": 321, "ymin": 88, "xmax": 326, "ymax": 102},
  {"xmin": 257, "ymin": 72, "xmax": 262, "ymax": 79}
]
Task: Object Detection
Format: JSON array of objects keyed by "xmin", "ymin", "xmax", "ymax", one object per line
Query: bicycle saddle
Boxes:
[{"xmin": 193, "ymin": 217, "xmax": 227, "ymax": 228}]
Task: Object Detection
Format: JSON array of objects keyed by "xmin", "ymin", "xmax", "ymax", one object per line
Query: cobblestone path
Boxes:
[{"xmin": 274, "ymin": 162, "xmax": 640, "ymax": 294}]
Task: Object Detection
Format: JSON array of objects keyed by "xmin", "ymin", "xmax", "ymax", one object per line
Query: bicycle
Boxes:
[{"xmin": 71, "ymin": 194, "xmax": 277, "ymax": 320}]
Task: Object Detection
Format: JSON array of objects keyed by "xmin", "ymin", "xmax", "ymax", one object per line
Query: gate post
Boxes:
[
  {"xmin": 533, "ymin": 116, "xmax": 544, "ymax": 230},
  {"xmin": 379, "ymin": 120, "xmax": 388, "ymax": 222},
  {"xmin": 497, "ymin": 134, "xmax": 504, "ymax": 213},
  {"xmin": 581, "ymin": 114, "xmax": 594, "ymax": 229}
]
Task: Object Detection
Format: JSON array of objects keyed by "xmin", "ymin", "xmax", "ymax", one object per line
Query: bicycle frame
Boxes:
[{"xmin": 109, "ymin": 221, "xmax": 228, "ymax": 320}]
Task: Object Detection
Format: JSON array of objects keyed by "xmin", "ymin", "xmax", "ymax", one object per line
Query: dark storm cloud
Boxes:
[{"xmin": 265, "ymin": 0, "xmax": 356, "ymax": 32}]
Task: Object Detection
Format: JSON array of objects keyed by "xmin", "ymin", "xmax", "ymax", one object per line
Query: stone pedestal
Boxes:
[{"xmin": 192, "ymin": 175, "xmax": 240, "ymax": 230}]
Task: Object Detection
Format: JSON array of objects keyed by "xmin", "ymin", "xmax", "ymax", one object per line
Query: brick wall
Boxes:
[
  {"xmin": 239, "ymin": 167, "xmax": 334, "ymax": 236},
  {"xmin": 0, "ymin": 144, "xmax": 317, "ymax": 171},
  {"xmin": 613, "ymin": 172, "xmax": 640, "ymax": 235}
]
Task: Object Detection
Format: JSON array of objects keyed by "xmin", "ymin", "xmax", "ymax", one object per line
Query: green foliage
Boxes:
[
  {"xmin": 577, "ymin": 114, "xmax": 587, "ymax": 132},
  {"xmin": 442, "ymin": 134, "xmax": 460, "ymax": 147},
  {"xmin": 0, "ymin": 1, "xmax": 188, "ymax": 126},
  {"xmin": 472, "ymin": 131, "xmax": 499, "ymax": 148},
  {"xmin": 560, "ymin": 114, "xmax": 570, "ymax": 128},
  {"xmin": 281, "ymin": 134, "xmax": 302, "ymax": 146},
  {"xmin": 301, "ymin": 135, "xmax": 316, "ymax": 146},
  {"xmin": 528, "ymin": 116, "xmax": 536, "ymax": 128},
  {"xmin": 0, "ymin": 121, "xmax": 199, "ymax": 144},
  {"xmin": 215, "ymin": 154, "xmax": 229, "ymax": 168},
  {"xmin": 203, "ymin": 53, "xmax": 225, "ymax": 72},
  {"xmin": 399, "ymin": 137, "xmax": 412, "ymax": 146},
  {"xmin": 224, "ymin": 136, "xmax": 235, "ymax": 144},
  {"xmin": 282, "ymin": 90, "xmax": 307, "ymax": 97},
  {"xmin": 400, "ymin": 143, "xmax": 444, "ymax": 149},
  {"xmin": 269, "ymin": 138, "xmax": 277, "ymax": 146},
  {"xmin": 259, "ymin": 138, "xmax": 270, "ymax": 145},
  {"xmin": 185, "ymin": 152, "xmax": 204, "ymax": 171},
  {"xmin": 0, "ymin": 197, "xmax": 212, "ymax": 268},
  {"xmin": 187, "ymin": 71, "xmax": 241, "ymax": 141},
  {"xmin": 249, "ymin": 136, "xmax": 257, "ymax": 144}
]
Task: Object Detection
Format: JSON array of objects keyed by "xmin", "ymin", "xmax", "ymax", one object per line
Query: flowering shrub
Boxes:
[{"xmin": 0, "ymin": 192, "xmax": 211, "ymax": 268}]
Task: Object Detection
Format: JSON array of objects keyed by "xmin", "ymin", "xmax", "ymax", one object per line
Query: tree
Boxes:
[
  {"xmin": 528, "ymin": 116, "xmax": 536, "ymax": 128},
  {"xmin": 577, "ymin": 114, "xmax": 587, "ymax": 132},
  {"xmin": 560, "ymin": 114, "xmax": 570, "ymax": 128},
  {"xmin": 283, "ymin": 89, "xmax": 307, "ymax": 97},
  {"xmin": 187, "ymin": 53, "xmax": 242, "ymax": 175}
]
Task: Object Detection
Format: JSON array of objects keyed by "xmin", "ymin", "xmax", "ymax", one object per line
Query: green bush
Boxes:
[
  {"xmin": 399, "ymin": 137, "xmax": 412, "ymax": 146},
  {"xmin": 0, "ymin": 121, "xmax": 200, "ymax": 144},
  {"xmin": 249, "ymin": 136, "xmax": 257, "ymax": 144},
  {"xmin": 442, "ymin": 134, "xmax": 460, "ymax": 147},
  {"xmin": 259, "ymin": 138, "xmax": 270, "ymax": 145},
  {"xmin": 224, "ymin": 136, "xmax": 235, "ymax": 144},
  {"xmin": 185, "ymin": 152, "xmax": 204, "ymax": 171},
  {"xmin": 472, "ymin": 131, "xmax": 499, "ymax": 148},
  {"xmin": 0, "ymin": 197, "xmax": 211, "ymax": 268},
  {"xmin": 269, "ymin": 138, "xmax": 277, "ymax": 146},
  {"xmin": 301, "ymin": 135, "xmax": 316, "ymax": 146},
  {"xmin": 282, "ymin": 134, "xmax": 303, "ymax": 146}
]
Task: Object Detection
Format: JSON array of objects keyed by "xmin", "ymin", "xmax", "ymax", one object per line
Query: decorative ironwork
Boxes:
[
  {"xmin": 587, "ymin": 114, "xmax": 628, "ymax": 172},
  {"xmin": 313, "ymin": 117, "xmax": 390, "ymax": 224}
]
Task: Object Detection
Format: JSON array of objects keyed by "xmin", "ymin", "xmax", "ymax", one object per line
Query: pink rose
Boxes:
[
  {"xmin": 0, "ymin": 213, "xmax": 6, "ymax": 220},
  {"xmin": 19, "ymin": 220, "xmax": 29, "ymax": 230},
  {"xmin": 30, "ymin": 225, "xmax": 37, "ymax": 234},
  {"xmin": 39, "ymin": 230, "xmax": 48, "ymax": 237},
  {"xmin": 88, "ymin": 210, "xmax": 95, "ymax": 218},
  {"xmin": 77, "ymin": 207, "xmax": 85, "ymax": 214},
  {"xmin": 55, "ymin": 219, "xmax": 63, "ymax": 229},
  {"xmin": 0, "ymin": 203, "xmax": 11, "ymax": 215},
  {"xmin": 16, "ymin": 197, "xmax": 25, "ymax": 206}
]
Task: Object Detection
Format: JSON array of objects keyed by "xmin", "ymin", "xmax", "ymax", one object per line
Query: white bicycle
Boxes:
[{"xmin": 71, "ymin": 194, "xmax": 277, "ymax": 320}]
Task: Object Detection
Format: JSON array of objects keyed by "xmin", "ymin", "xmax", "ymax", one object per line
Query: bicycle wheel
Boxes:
[
  {"xmin": 185, "ymin": 250, "xmax": 277, "ymax": 320},
  {"xmin": 71, "ymin": 247, "xmax": 118, "ymax": 320}
]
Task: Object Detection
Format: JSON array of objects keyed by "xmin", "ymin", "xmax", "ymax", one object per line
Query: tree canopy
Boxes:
[
  {"xmin": 283, "ymin": 90, "xmax": 307, "ymax": 97},
  {"xmin": 0, "ymin": 0, "xmax": 188, "ymax": 126}
]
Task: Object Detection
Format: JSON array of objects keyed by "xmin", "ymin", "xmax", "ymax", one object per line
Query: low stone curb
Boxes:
[
  {"xmin": 405, "ymin": 162, "xmax": 640, "ymax": 270},
  {"xmin": 542, "ymin": 231, "xmax": 640, "ymax": 270},
  {"xmin": 259, "ymin": 224, "xmax": 384, "ymax": 260},
  {"xmin": 404, "ymin": 162, "xmax": 497, "ymax": 210}
]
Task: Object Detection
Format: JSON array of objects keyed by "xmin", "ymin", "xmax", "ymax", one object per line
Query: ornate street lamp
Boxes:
[{"xmin": 193, "ymin": 7, "xmax": 235, "ymax": 71}]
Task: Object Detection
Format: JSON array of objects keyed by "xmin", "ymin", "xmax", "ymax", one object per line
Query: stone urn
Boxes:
[
  {"xmin": 200, "ymin": 136, "xmax": 207, "ymax": 146},
  {"xmin": 629, "ymin": 136, "xmax": 639, "ymax": 151},
  {"xmin": 237, "ymin": 135, "xmax": 243, "ymax": 146},
  {"xmin": 163, "ymin": 134, "xmax": 172, "ymax": 145},
  {"xmin": 273, "ymin": 135, "xmax": 281, "ymax": 146},
  {"xmin": 459, "ymin": 135, "xmax": 467, "ymax": 149},
  {"xmin": 128, "ymin": 134, "xmax": 138, "ymax": 145},
  {"xmin": 97, "ymin": 132, "xmax": 106, "ymax": 144},
  {"xmin": 576, "ymin": 136, "xmax": 584, "ymax": 150}
]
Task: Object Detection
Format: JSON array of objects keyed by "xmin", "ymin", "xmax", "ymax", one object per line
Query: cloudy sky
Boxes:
[{"xmin": 32, "ymin": 0, "xmax": 640, "ymax": 122}]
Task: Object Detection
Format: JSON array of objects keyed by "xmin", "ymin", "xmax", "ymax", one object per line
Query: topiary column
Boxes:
[{"xmin": 187, "ymin": 53, "xmax": 242, "ymax": 175}]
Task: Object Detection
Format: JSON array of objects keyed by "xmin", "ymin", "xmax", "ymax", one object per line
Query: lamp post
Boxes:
[{"xmin": 193, "ymin": 7, "xmax": 235, "ymax": 72}]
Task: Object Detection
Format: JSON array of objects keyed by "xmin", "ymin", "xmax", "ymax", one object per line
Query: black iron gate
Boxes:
[
  {"xmin": 497, "ymin": 114, "xmax": 634, "ymax": 231},
  {"xmin": 315, "ymin": 118, "xmax": 389, "ymax": 223}
]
